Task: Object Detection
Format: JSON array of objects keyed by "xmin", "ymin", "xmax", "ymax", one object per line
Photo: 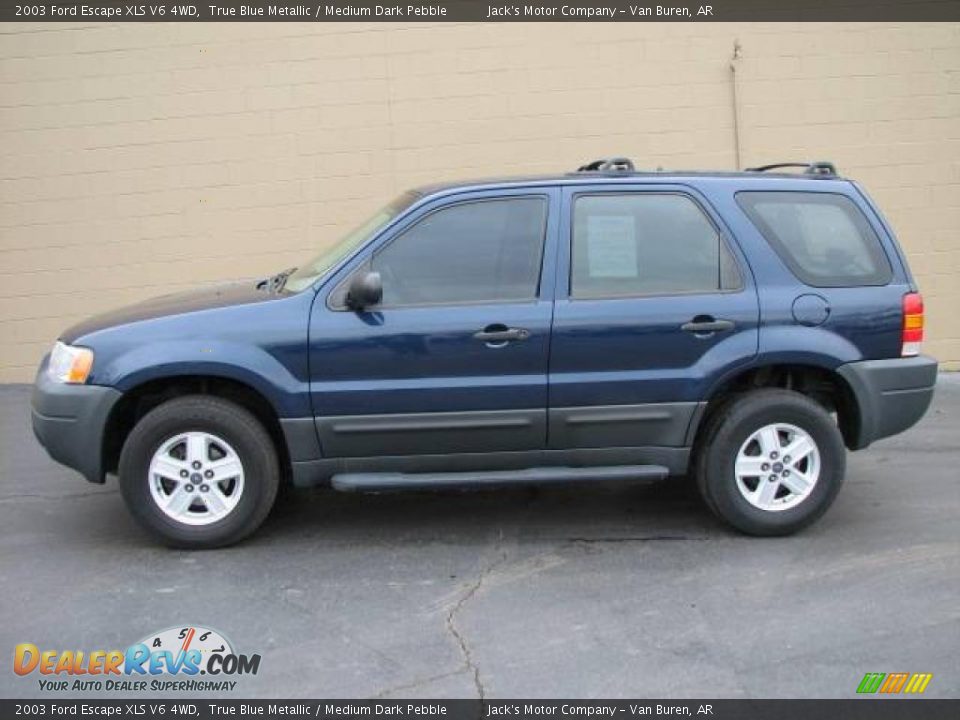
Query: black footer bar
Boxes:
[{"xmin": 2, "ymin": 699, "xmax": 958, "ymax": 720}]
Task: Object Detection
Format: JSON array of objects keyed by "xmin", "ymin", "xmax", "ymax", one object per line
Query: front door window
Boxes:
[{"xmin": 370, "ymin": 197, "xmax": 548, "ymax": 307}]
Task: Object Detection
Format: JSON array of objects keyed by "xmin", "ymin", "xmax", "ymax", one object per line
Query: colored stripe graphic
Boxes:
[
  {"xmin": 857, "ymin": 673, "xmax": 886, "ymax": 693},
  {"xmin": 904, "ymin": 673, "xmax": 933, "ymax": 694},
  {"xmin": 879, "ymin": 672, "xmax": 909, "ymax": 693},
  {"xmin": 856, "ymin": 672, "xmax": 932, "ymax": 694}
]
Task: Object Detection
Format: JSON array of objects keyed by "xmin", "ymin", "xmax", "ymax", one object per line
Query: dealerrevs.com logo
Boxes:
[{"xmin": 13, "ymin": 625, "xmax": 260, "ymax": 693}]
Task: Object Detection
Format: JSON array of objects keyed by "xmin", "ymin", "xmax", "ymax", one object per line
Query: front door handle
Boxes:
[
  {"xmin": 473, "ymin": 325, "xmax": 530, "ymax": 345},
  {"xmin": 681, "ymin": 316, "xmax": 735, "ymax": 335}
]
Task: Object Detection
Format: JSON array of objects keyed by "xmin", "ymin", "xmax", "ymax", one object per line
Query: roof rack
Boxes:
[
  {"xmin": 576, "ymin": 157, "xmax": 636, "ymax": 173},
  {"xmin": 746, "ymin": 161, "xmax": 838, "ymax": 177}
]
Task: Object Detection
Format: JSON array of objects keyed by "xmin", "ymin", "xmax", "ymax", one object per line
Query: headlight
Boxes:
[{"xmin": 48, "ymin": 341, "xmax": 94, "ymax": 384}]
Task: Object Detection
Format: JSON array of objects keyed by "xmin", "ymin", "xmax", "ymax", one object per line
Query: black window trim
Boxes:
[
  {"xmin": 567, "ymin": 189, "xmax": 745, "ymax": 302},
  {"xmin": 329, "ymin": 194, "xmax": 551, "ymax": 311},
  {"xmin": 735, "ymin": 189, "xmax": 894, "ymax": 289}
]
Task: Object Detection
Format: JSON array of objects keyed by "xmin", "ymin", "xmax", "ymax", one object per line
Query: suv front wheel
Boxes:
[
  {"xmin": 118, "ymin": 396, "xmax": 280, "ymax": 548},
  {"xmin": 695, "ymin": 389, "xmax": 846, "ymax": 536}
]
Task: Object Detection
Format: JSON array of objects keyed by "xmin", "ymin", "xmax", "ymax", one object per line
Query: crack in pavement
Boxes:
[
  {"xmin": 445, "ymin": 530, "xmax": 506, "ymax": 702},
  {"xmin": 371, "ymin": 669, "xmax": 464, "ymax": 699},
  {"xmin": 0, "ymin": 490, "xmax": 117, "ymax": 504},
  {"xmin": 277, "ymin": 587, "xmax": 406, "ymax": 674},
  {"xmin": 567, "ymin": 535, "xmax": 710, "ymax": 544}
]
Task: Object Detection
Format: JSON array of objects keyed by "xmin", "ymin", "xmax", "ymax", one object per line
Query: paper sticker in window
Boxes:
[{"xmin": 586, "ymin": 215, "xmax": 637, "ymax": 278}]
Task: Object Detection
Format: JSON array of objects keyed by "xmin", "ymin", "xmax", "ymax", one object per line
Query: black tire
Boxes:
[
  {"xmin": 694, "ymin": 389, "xmax": 846, "ymax": 536},
  {"xmin": 118, "ymin": 396, "xmax": 280, "ymax": 549}
]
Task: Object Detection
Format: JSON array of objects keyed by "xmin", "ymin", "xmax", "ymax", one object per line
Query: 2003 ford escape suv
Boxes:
[{"xmin": 32, "ymin": 158, "xmax": 938, "ymax": 547}]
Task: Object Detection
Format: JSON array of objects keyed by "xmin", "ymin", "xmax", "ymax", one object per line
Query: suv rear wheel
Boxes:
[
  {"xmin": 118, "ymin": 396, "xmax": 279, "ymax": 548},
  {"xmin": 695, "ymin": 389, "xmax": 846, "ymax": 536}
]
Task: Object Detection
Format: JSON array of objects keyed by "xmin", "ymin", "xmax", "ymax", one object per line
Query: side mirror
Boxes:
[{"xmin": 345, "ymin": 271, "xmax": 382, "ymax": 311}]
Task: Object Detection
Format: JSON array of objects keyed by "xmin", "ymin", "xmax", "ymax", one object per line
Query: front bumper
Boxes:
[
  {"xmin": 31, "ymin": 359, "xmax": 122, "ymax": 483},
  {"xmin": 837, "ymin": 355, "xmax": 938, "ymax": 450}
]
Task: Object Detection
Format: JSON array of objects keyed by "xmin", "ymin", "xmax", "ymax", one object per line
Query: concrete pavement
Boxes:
[{"xmin": 1, "ymin": 380, "xmax": 957, "ymax": 699}]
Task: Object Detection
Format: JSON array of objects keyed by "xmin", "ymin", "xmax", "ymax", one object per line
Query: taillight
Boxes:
[{"xmin": 902, "ymin": 292, "xmax": 924, "ymax": 357}]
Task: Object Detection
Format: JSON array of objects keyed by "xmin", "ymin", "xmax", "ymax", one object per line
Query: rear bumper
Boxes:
[
  {"xmin": 31, "ymin": 359, "xmax": 122, "ymax": 483},
  {"xmin": 837, "ymin": 355, "xmax": 938, "ymax": 450}
]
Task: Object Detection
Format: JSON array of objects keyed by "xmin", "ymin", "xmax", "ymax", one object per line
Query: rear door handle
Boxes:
[
  {"xmin": 473, "ymin": 325, "xmax": 530, "ymax": 345},
  {"xmin": 681, "ymin": 317, "xmax": 735, "ymax": 335}
]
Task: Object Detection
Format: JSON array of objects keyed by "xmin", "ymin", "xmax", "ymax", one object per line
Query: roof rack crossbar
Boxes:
[
  {"xmin": 746, "ymin": 161, "xmax": 838, "ymax": 176},
  {"xmin": 577, "ymin": 157, "xmax": 636, "ymax": 173}
]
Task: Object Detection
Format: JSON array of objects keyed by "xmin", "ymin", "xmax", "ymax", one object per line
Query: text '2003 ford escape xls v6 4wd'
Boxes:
[{"xmin": 32, "ymin": 158, "xmax": 937, "ymax": 548}]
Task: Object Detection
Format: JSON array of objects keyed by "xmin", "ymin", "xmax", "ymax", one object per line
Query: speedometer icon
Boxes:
[{"xmin": 135, "ymin": 625, "xmax": 233, "ymax": 668}]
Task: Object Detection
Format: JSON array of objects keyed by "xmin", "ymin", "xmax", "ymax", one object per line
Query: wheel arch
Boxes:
[
  {"xmin": 694, "ymin": 362, "xmax": 863, "ymax": 451},
  {"xmin": 102, "ymin": 374, "xmax": 292, "ymax": 483}
]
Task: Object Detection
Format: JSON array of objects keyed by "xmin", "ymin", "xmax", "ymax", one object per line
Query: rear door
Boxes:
[
  {"xmin": 548, "ymin": 184, "xmax": 759, "ymax": 449},
  {"xmin": 309, "ymin": 187, "xmax": 560, "ymax": 457}
]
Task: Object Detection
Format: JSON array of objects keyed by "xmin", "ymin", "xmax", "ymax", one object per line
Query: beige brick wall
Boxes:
[{"xmin": 1, "ymin": 21, "xmax": 958, "ymax": 382}]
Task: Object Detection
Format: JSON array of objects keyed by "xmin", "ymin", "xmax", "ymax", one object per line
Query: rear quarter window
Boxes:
[{"xmin": 736, "ymin": 191, "xmax": 892, "ymax": 287}]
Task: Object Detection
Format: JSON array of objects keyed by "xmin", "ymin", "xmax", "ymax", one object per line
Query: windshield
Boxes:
[{"xmin": 284, "ymin": 191, "xmax": 418, "ymax": 293}]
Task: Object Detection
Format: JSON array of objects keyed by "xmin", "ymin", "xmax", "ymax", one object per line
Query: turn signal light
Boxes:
[
  {"xmin": 48, "ymin": 341, "xmax": 94, "ymax": 384},
  {"xmin": 902, "ymin": 292, "xmax": 924, "ymax": 357}
]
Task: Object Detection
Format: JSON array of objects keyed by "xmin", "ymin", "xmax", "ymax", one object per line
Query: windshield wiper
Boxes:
[{"xmin": 257, "ymin": 267, "xmax": 297, "ymax": 294}]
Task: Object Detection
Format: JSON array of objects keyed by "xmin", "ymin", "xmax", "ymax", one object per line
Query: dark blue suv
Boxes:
[{"xmin": 31, "ymin": 159, "xmax": 938, "ymax": 547}]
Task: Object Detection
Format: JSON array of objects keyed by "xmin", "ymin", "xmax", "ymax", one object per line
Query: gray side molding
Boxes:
[{"xmin": 549, "ymin": 402, "xmax": 703, "ymax": 449}]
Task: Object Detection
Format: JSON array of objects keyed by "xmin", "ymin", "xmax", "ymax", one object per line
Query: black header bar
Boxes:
[{"xmin": 2, "ymin": 0, "xmax": 960, "ymax": 23}]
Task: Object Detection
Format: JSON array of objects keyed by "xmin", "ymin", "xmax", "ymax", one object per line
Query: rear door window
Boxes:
[
  {"xmin": 736, "ymin": 191, "xmax": 892, "ymax": 287},
  {"xmin": 570, "ymin": 193, "xmax": 741, "ymax": 299}
]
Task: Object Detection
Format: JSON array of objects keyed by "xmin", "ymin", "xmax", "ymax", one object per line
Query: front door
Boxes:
[
  {"xmin": 548, "ymin": 184, "xmax": 760, "ymax": 449},
  {"xmin": 309, "ymin": 187, "xmax": 559, "ymax": 457}
]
